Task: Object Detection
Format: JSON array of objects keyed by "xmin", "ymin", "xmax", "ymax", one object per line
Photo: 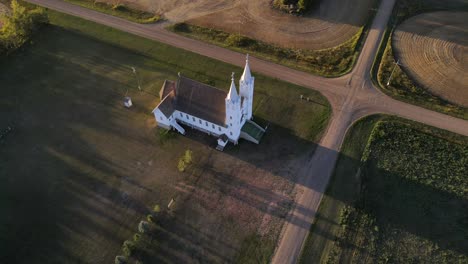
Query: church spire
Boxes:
[
  {"xmin": 227, "ymin": 72, "xmax": 239, "ymax": 101},
  {"xmin": 240, "ymin": 54, "xmax": 252, "ymax": 83}
]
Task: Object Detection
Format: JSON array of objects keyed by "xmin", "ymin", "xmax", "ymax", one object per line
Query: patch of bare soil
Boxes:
[
  {"xmin": 154, "ymin": 126, "xmax": 311, "ymax": 263},
  {"xmin": 393, "ymin": 11, "xmax": 468, "ymax": 107},
  {"xmin": 99, "ymin": 0, "xmax": 375, "ymax": 49}
]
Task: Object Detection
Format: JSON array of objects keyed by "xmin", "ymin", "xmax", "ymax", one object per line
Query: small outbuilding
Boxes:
[{"xmin": 123, "ymin": 96, "xmax": 132, "ymax": 108}]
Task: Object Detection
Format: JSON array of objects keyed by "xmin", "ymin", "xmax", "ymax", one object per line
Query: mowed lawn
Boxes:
[
  {"xmin": 0, "ymin": 10, "xmax": 330, "ymax": 264},
  {"xmin": 300, "ymin": 116, "xmax": 468, "ymax": 263}
]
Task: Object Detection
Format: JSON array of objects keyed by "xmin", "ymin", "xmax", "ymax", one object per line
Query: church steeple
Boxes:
[
  {"xmin": 226, "ymin": 72, "xmax": 239, "ymax": 102},
  {"xmin": 240, "ymin": 54, "xmax": 252, "ymax": 83}
]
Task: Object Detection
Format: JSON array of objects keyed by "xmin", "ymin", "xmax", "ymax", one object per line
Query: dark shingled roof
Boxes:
[
  {"xmin": 159, "ymin": 80, "xmax": 176, "ymax": 99},
  {"xmin": 175, "ymin": 76, "xmax": 227, "ymax": 126},
  {"xmin": 154, "ymin": 75, "xmax": 228, "ymax": 126},
  {"xmin": 157, "ymin": 91, "xmax": 176, "ymax": 118}
]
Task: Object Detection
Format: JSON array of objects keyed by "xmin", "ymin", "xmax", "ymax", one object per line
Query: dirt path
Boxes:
[
  {"xmin": 393, "ymin": 11, "xmax": 468, "ymax": 107},
  {"xmin": 23, "ymin": 0, "xmax": 468, "ymax": 263}
]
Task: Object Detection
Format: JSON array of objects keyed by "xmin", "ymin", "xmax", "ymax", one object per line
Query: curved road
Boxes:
[{"xmin": 26, "ymin": 0, "xmax": 468, "ymax": 263}]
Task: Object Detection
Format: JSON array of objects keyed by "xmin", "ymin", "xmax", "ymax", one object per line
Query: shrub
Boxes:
[
  {"xmin": 226, "ymin": 34, "xmax": 255, "ymax": 48},
  {"xmin": 115, "ymin": 255, "xmax": 127, "ymax": 264},
  {"xmin": 177, "ymin": 149, "xmax": 193, "ymax": 172},
  {"xmin": 172, "ymin": 22, "xmax": 190, "ymax": 33},
  {"xmin": 133, "ymin": 233, "xmax": 141, "ymax": 242},
  {"xmin": 138, "ymin": 220, "xmax": 150, "ymax": 233},
  {"xmin": 122, "ymin": 240, "xmax": 135, "ymax": 257},
  {"xmin": 153, "ymin": 204, "xmax": 161, "ymax": 213},
  {"xmin": 146, "ymin": 214, "xmax": 154, "ymax": 223}
]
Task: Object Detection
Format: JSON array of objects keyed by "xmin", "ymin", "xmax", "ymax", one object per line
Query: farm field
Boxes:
[
  {"xmin": 299, "ymin": 115, "xmax": 468, "ymax": 263},
  {"xmin": 392, "ymin": 11, "xmax": 468, "ymax": 107},
  {"xmin": 375, "ymin": 0, "xmax": 468, "ymax": 119},
  {"xmin": 0, "ymin": 9, "xmax": 331, "ymax": 264},
  {"xmin": 62, "ymin": 0, "xmax": 379, "ymax": 76},
  {"xmin": 96, "ymin": 0, "xmax": 376, "ymax": 50}
]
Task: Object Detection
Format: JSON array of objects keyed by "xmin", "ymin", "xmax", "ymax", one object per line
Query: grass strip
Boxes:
[{"xmin": 168, "ymin": 22, "xmax": 365, "ymax": 78}]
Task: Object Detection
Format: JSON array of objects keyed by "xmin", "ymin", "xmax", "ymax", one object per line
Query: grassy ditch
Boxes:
[
  {"xmin": 169, "ymin": 22, "xmax": 366, "ymax": 77},
  {"xmin": 63, "ymin": 0, "xmax": 161, "ymax": 23},
  {"xmin": 0, "ymin": 7, "xmax": 331, "ymax": 264},
  {"xmin": 372, "ymin": 0, "xmax": 468, "ymax": 119},
  {"xmin": 299, "ymin": 115, "xmax": 468, "ymax": 263}
]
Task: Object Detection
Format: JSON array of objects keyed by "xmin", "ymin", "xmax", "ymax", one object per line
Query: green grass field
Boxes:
[
  {"xmin": 373, "ymin": 0, "xmax": 468, "ymax": 119},
  {"xmin": 300, "ymin": 115, "xmax": 468, "ymax": 263},
  {"xmin": 0, "ymin": 8, "xmax": 330, "ymax": 264}
]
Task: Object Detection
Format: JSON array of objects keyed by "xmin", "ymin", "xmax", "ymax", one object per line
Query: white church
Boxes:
[{"xmin": 152, "ymin": 54, "xmax": 265, "ymax": 150}]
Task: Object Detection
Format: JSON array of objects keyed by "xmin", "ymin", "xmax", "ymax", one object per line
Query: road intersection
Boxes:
[{"xmin": 26, "ymin": 0, "xmax": 468, "ymax": 262}]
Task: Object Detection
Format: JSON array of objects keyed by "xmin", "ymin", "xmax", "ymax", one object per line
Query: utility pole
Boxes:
[
  {"xmin": 131, "ymin": 66, "xmax": 141, "ymax": 91},
  {"xmin": 386, "ymin": 59, "xmax": 400, "ymax": 86}
]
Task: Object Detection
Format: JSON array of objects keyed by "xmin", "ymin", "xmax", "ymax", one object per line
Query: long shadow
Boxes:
[
  {"xmin": 303, "ymin": 120, "xmax": 468, "ymax": 262},
  {"xmin": 1, "ymin": 22, "xmax": 466, "ymax": 264}
]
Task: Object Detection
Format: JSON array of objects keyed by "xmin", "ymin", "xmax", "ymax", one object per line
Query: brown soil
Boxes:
[
  {"xmin": 393, "ymin": 11, "xmax": 468, "ymax": 107},
  {"xmin": 98, "ymin": 0, "xmax": 376, "ymax": 49}
]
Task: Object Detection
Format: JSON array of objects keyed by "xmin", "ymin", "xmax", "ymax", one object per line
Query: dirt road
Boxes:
[{"xmin": 24, "ymin": 0, "xmax": 468, "ymax": 262}]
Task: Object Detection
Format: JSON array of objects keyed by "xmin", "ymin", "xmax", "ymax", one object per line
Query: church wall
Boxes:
[
  {"xmin": 154, "ymin": 109, "xmax": 171, "ymax": 128},
  {"xmin": 173, "ymin": 110, "xmax": 240, "ymax": 141}
]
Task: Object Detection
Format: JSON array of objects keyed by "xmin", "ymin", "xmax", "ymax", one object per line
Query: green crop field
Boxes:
[
  {"xmin": 300, "ymin": 115, "xmax": 468, "ymax": 263},
  {"xmin": 0, "ymin": 7, "xmax": 330, "ymax": 264}
]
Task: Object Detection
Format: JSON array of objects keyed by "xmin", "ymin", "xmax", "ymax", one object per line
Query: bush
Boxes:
[
  {"xmin": 226, "ymin": 34, "xmax": 256, "ymax": 48},
  {"xmin": 172, "ymin": 22, "xmax": 190, "ymax": 33},
  {"xmin": 0, "ymin": 0, "xmax": 48, "ymax": 54},
  {"xmin": 153, "ymin": 204, "xmax": 161, "ymax": 213},
  {"xmin": 177, "ymin": 149, "xmax": 193, "ymax": 172},
  {"xmin": 275, "ymin": 0, "xmax": 320, "ymax": 13},
  {"xmin": 138, "ymin": 221, "xmax": 150, "ymax": 233},
  {"xmin": 146, "ymin": 214, "xmax": 154, "ymax": 223},
  {"xmin": 122, "ymin": 240, "xmax": 135, "ymax": 257},
  {"xmin": 115, "ymin": 255, "xmax": 127, "ymax": 264}
]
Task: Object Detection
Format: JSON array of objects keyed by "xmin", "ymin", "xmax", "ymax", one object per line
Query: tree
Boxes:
[{"xmin": 0, "ymin": 0, "xmax": 48, "ymax": 53}]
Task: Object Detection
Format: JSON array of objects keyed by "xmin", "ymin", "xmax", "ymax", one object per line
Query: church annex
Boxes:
[{"xmin": 152, "ymin": 55, "xmax": 265, "ymax": 150}]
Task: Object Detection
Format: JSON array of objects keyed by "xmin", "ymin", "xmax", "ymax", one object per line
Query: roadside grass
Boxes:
[
  {"xmin": 299, "ymin": 115, "xmax": 468, "ymax": 263},
  {"xmin": 299, "ymin": 115, "xmax": 382, "ymax": 264},
  {"xmin": 63, "ymin": 0, "xmax": 161, "ymax": 23},
  {"xmin": 372, "ymin": 0, "xmax": 468, "ymax": 119},
  {"xmin": 168, "ymin": 16, "xmax": 370, "ymax": 77},
  {"xmin": 0, "ymin": 8, "xmax": 331, "ymax": 264}
]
